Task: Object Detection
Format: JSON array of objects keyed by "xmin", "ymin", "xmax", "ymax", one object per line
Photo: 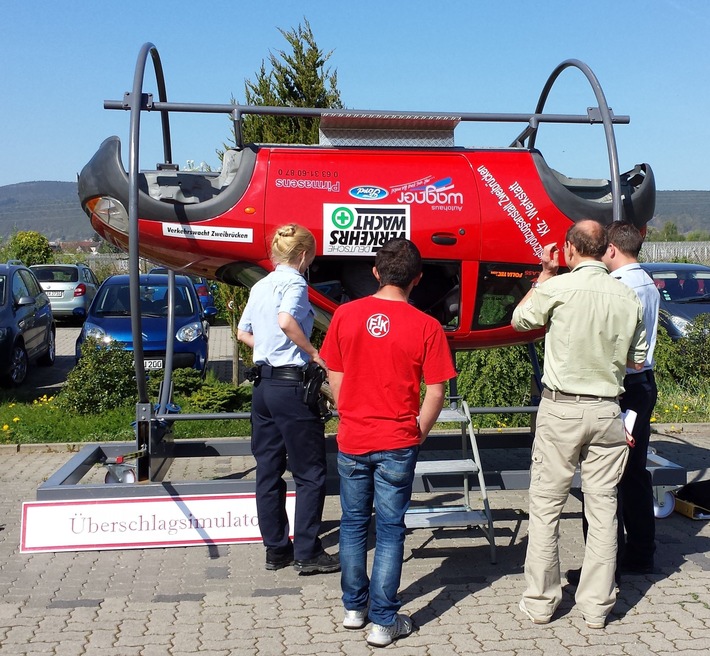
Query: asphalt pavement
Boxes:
[{"xmin": 1, "ymin": 327, "xmax": 709, "ymax": 655}]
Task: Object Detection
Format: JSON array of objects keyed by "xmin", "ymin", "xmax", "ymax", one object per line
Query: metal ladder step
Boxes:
[
  {"xmin": 415, "ymin": 459, "xmax": 479, "ymax": 475},
  {"xmin": 405, "ymin": 508, "xmax": 490, "ymax": 529}
]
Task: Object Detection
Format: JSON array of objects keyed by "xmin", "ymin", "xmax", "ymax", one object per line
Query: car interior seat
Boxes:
[
  {"xmin": 660, "ymin": 278, "xmax": 682, "ymax": 300},
  {"xmin": 116, "ymin": 286, "xmax": 132, "ymax": 312},
  {"xmin": 681, "ymin": 278, "xmax": 700, "ymax": 297}
]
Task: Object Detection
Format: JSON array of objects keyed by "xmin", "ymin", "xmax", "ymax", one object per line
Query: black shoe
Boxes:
[
  {"xmin": 618, "ymin": 560, "xmax": 654, "ymax": 575},
  {"xmin": 566, "ymin": 568, "xmax": 581, "ymax": 586},
  {"xmin": 265, "ymin": 543, "xmax": 294, "ymax": 571},
  {"xmin": 293, "ymin": 550, "xmax": 340, "ymax": 574}
]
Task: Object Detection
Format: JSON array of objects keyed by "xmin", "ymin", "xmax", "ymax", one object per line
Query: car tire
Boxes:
[
  {"xmin": 38, "ymin": 329, "xmax": 56, "ymax": 367},
  {"xmin": 3, "ymin": 343, "xmax": 29, "ymax": 387}
]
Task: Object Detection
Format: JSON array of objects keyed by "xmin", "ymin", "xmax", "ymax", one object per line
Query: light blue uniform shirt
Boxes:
[
  {"xmin": 237, "ymin": 264, "xmax": 315, "ymax": 367},
  {"xmin": 613, "ymin": 263, "xmax": 660, "ymax": 373}
]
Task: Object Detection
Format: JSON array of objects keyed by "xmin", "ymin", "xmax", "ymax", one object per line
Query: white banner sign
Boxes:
[{"xmin": 21, "ymin": 492, "xmax": 295, "ymax": 553}]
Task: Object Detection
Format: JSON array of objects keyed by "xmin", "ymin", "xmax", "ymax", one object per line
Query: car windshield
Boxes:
[
  {"xmin": 93, "ymin": 283, "xmax": 195, "ymax": 316},
  {"xmin": 33, "ymin": 266, "xmax": 79, "ymax": 283},
  {"xmin": 152, "ymin": 268, "xmax": 203, "ymax": 285},
  {"xmin": 650, "ymin": 270, "xmax": 710, "ymax": 302}
]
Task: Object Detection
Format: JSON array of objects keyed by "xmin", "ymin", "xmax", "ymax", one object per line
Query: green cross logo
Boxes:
[{"xmin": 331, "ymin": 206, "xmax": 355, "ymax": 230}]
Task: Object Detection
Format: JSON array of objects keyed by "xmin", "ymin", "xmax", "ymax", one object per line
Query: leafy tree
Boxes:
[
  {"xmin": 646, "ymin": 221, "xmax": 686, "ymax": 242},
  {"xmin": 227, "ymin": 18, "xmax": 343, "ymax": 148},
  {"xmin": 4, "ymin": 231, "xmax": 54, "ymax": 266}
]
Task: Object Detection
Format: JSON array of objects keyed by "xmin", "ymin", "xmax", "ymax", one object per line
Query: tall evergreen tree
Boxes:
[{"xmin": 227, "ymin": 19, "xmax": 342, "ymax": 148}]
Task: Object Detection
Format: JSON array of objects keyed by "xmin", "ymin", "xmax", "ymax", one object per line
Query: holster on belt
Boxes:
[{"xmin": 303, "ymin": 362, "xmax": 332, "ymax": 421}]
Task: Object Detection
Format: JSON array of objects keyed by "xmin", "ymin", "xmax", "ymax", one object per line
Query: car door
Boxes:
[
  {"xmin": 21, "ymin": 269, "xmax": 52, "ymax": 358},
  {"xmin": 83, "ymin": 266, "xmax": 99, "ymax": 304},
  {"xmin": 11, "ymin": 271, "xmax": 40, "ymax": 357}
]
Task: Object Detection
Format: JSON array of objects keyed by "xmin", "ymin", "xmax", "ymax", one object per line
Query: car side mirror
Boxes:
[{"xmin": 16, "ymin": 296, "xmax": 36, "ymax": 307}]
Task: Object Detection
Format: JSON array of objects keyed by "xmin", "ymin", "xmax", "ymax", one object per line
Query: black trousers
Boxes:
[
  {"xmin": 251, "ymin": 377, "xmax": 327, "ymax": 561},
  {"xmin": 581, "ymin": 371, "xmax": 657, "ymax": 567},
  {"xmin": 617, "ymin": 371, "xmax": 657, "ymax": 565}
]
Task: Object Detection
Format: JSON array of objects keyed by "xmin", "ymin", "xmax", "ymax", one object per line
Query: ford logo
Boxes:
[{"xmin": 349, "ymin": 186, "xmax": 388, "ymax": 200}]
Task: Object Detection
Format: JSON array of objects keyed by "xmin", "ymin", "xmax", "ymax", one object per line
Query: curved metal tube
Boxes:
[
  {"xmin": 127, "ymin": 43, "xmax": 173, "ymax": 404},
  {"xmin": 526, "ymin": 59, "xmax": 623, "ymax": 222}
]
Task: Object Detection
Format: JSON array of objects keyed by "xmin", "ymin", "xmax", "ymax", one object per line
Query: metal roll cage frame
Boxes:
[{"xmin": 38, "ymin": 44, "xmax": 685, "ymax": 510}]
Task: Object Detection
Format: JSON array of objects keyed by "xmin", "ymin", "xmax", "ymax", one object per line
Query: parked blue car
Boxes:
[
  {"xmin": 76, "ymin": 274, "xmax": 209, "ymax": 374},
  {"xmin": 0, "ymin": 261, "xmax": 55, "ymax": 386},
  {"xmin": 148, "ymin": 268, "xmax": 218, "ymax": 324}
]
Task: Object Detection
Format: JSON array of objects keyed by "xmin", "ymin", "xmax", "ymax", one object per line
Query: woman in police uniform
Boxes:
[{"xmin": 237, "ymin": 224, "xmax": 339, "ymax": 574}]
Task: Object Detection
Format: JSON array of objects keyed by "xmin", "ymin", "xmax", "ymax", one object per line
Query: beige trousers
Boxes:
[{"xmin": 522, "ymin": 395, "xmax": 628, "ymax": 622}]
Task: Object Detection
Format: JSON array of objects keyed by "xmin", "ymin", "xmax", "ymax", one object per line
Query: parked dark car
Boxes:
[
  {"xmin": 76, "ymin": 274, "xmax": 209, "ymax": 374},
  {"xmin": 0, "ymin": 261, "xmax": 56, "ymax": 386},
  {"xmin": 30, "ymin": 263, "xmax": 100, "ymax": 322},
  {"xmin": 149, "ymin": 267, "xmax": 218, "ymax": 324},
  {"xmin": 639, "ymin": 262, "xmax": 710, "ymax": 339}
]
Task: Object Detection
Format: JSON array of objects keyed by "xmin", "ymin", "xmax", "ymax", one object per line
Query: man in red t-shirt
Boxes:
[{"xmin": 320, "ymin": 238, "xmax": 455, "ymax": 647}]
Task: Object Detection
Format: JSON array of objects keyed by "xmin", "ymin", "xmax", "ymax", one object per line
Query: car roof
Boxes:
[
  {"xmin": 102, "ymin": 273, "xmax": 194, "ymax": 285},
  {"xmin": 640, "ymin": 262, "xmax": 710, "ymax": 273},
  {"xmin": 31, "ymin": 263, "xmax": 85, "ymax": 269},
  {"xmin": 0, "ymin": 262, "xmax": 28, "ymax": 272}
]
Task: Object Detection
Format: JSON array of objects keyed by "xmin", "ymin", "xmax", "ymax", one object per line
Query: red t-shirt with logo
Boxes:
[{"xmin": 320, "ymin": 296, "xmax": 456, "ymax": 455}]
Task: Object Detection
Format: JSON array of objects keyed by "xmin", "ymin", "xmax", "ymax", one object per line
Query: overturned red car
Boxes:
[{"xmin": 78, "ymin": 53, "xmax": 655, "ymax": 350}]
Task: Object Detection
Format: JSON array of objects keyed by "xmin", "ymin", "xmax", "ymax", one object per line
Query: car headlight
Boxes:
[
  {"xmin": 83, "ymin": 322, "xmax": 113, "ymax": 344},
  {"xmin": 669, "ymin": 315, "xmax": 691, "ymax": 336},
  {"xmin": 87, "ymin": 196, "xmax": 129, "ymax": 235},
  {"xmin": 176, "ymin": 321, "xmax": 203, "ymax": 343}
]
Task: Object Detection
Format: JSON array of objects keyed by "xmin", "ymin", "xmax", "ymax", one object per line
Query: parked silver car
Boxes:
[{"xmin": 30, "ymin": 264, "xmax": 100, "ymax": 322}]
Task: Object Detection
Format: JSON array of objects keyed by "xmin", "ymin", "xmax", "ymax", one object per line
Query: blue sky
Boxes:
[{"xmin": 2, "ymin": 0, "xmax": 708, "ymax": 190}]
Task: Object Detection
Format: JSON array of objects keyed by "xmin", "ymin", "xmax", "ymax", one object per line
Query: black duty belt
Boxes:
[
  {"xmin": 625, "ymin": 370, "xmax": 654, "ymax": 384},
  {"xmin": 542, "ymin": 388, "xmax": 617, "ymax": 403},
  {"xmin": 258, "ymin": 365, "xmax": 305, "ymax": 381}
]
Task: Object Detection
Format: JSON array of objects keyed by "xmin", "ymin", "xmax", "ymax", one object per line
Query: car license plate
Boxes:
[
  {"xmin": 45, "ymin": 291, "xmax": 63, "ymax": 297},
  {"xmin": 143, "ymin": 359, "xmax": 164, "ymax": 370}
]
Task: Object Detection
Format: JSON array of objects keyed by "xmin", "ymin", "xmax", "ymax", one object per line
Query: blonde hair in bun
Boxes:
[{"xmin": 270, "ymin": 223, "xmax": 316, "ymax": 266}]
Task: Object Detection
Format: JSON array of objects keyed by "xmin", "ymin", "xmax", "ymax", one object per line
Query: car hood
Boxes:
[
  {"xmin": 661, "ymin": 299, "xmax": 710, "ymax": 322},
  {"xmin": 86, "ymin": 314, "xmax": 202, "ymax": 349}
]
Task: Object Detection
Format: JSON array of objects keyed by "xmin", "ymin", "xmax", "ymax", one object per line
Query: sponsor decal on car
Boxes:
[
  {"xmin": 162, "ymin": 224, "xmax": 253, "ymax": 243},
  {"xmin": 322, "ymin": 204, "xmax": 410, "ymax": 256},
  {"xmin": 476, "ymin": 165, "xmax": 551, "ymax": 259},
  {"xmin": 275, "ymin": 178, "xmax": 341, "ymax": 192},
  {"xmin": 390, "ymin": 176, "xmax": 464, "ymax": 212},
  {"xmin": 349, "ymin": 186, "xmax": 388, "ymax": 200}
]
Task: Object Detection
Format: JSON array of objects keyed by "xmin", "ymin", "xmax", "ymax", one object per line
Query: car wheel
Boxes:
[
  {"xmin": 4, "ymin": 343, "xmax": 29, "ymax": 386},
  {"xmin": 38, "ymin": 329, "xmax": 56, "ymax": 367}
]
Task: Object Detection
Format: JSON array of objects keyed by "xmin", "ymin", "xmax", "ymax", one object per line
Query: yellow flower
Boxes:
[
  {"xmin": 12, "ymin": 417, "xmax": 20, "ymax": 422},
  {"xmin": 2, "ymin": 425, "xmax": 8, "ymax": 431},
  {"xmin": 650, "ymin": 417, "xmax": 657, "ymax": 423}
]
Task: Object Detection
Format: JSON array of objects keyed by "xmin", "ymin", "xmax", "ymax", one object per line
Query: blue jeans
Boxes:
[{"xmin": 337, "ymin": 447, "xmax": 418, "ymax": 626}]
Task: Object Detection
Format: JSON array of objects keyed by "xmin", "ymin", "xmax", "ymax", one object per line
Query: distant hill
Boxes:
[
  {"xmin": 649, "ymin": 190, "xmax": 710, "ymax": 234},
  {"xmin": 1, "ymin": 181, "xmax": 709, "ymax": 241},
  {"xmin": 0, "ymin": 181, "xmax": 92, "ymax": 241}
]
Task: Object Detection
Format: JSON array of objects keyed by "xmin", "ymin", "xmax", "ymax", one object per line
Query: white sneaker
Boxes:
[
  {"xmin": 343, "ymin": 608, "xmax": 368, "ymax": 629},
  {"xmin": 366, "ymin": 614, "xmax": 413, "ymax": 647}
]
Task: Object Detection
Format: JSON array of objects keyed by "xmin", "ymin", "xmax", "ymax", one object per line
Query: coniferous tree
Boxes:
[{"xmin": 226, "ymin": 19, "xmax": 342, "ymax": 148}]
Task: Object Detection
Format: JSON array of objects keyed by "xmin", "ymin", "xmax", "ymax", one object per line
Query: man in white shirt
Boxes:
[{"xmin": 567, "ymin": 221, "xmax": 660, "ymax": 586}]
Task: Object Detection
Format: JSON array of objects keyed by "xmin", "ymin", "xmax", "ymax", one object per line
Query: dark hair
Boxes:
[
  {"xmin": 374, "ymin": 238, "xmax": 422, "ymax": 288},
  {"xmin": 606, "ymin": 221, "xmax": 643, "ymax": 258},
  {"xmin": 565, "ymin": 220, "xmax": 608, "ymax": 258}
]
